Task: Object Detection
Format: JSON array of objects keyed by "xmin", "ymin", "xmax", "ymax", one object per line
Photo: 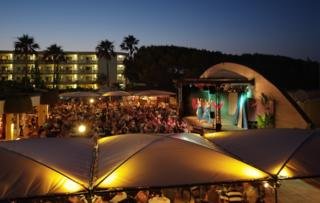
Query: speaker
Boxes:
[
  {"xmin": 209, "ymin": 86, "xmax": 216, "ymax": 94},
  {"xmin": 216, "ymin": 123, "xmax": 222, "ymax": 131}
]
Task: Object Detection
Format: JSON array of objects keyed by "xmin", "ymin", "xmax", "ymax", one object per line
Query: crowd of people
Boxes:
[
  {"xmin": 13, "ymin": 182, "xmax": 267, "ymax": 203},
  {"xmin": 37, "ymin": 97, "xmax": 189, "ymax": 138}
]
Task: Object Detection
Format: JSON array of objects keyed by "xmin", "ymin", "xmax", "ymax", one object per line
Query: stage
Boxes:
[{"xmin": 183, "ymin": 116, "xmax": 244, "ymax": 135}]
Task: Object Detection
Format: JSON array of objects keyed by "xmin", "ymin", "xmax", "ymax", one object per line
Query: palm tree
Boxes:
[
  {"xmin": 120, "ymin": 35, "xmax": 139, "ymax": 58},
  {"xmin": 43, "ymin": 44, "xmax": 65, "ymax": 89},
  {"xmin": 96, "ymin": 39, "xmax": 115, "ymax": 87},
  {"xmin": 14, "ymin": 34, "xmax": 40, "ymax": 87}
]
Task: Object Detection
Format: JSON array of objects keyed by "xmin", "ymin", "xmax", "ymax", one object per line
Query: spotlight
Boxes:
[{"xmin": 78, "ymin": 124, "xmax": 86, "ymax": 134}]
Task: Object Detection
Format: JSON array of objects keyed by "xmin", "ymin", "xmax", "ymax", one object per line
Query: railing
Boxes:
[
  {"xmin": 76, "ymin": 79, "xmax": 97, "ymax": 84},
  {"xmin": 78, "ymin": 59, "xmax": 98, "ymax": 64},
  {"xmin": 0, "ymin": 70, "xmax": 14, "ymax": 74},
  {"xmin": 59, "ymin": 70, "xmax": 79, "ymax": 74},
  {"xmin": 78, "ymin": 70, "xmax": 98, "ymax": 74},
  {"xmin": 40, "ymin": 70, "xmax": 54, "ymax": 74},
  {"xmin": 0, "ymin": 59, "xmax": 14, "ymax": 64}
]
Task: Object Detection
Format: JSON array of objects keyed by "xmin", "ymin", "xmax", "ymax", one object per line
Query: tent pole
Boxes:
[
  {"xmin": 273, "ymin": 179, "xmax": 280, "ymax": 203},
  {"xmin": 274, "ymin": 187, "xmax": 278, "ymax": 203}
]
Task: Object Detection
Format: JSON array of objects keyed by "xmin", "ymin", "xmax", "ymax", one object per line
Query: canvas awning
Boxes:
[
  {"xmin": 101, "ymin": 91, "xmax": 131, "ymax": 97},
  {"xmin": 59, "ymin": 91, "xmax": 100, "ymax": 98},
  {"xmin": 40, "ymin": 90, "xmax": 59, "ymax": 105},
  {"xmin": 205, "ymin": 129, "xmax": 320, "ymax": 180},
  {"xmin": 3, "ymin": 95, "xmax": 33, "ymax": 113},
  {"xmin": 132, "ymin": 90, "xmax": 176, "ymax": 97},
  {"xmin": 0, "ymin": 133, "xmax": 270, "ymax": 200}
]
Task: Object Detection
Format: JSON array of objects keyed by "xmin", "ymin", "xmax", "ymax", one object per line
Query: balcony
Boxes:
[
  {"xmin": 78, "ymin": 59, "xmax": 98, "ymax": 64},
  {"xmin": 12, "ymin": 70, "xmax": 26, "ymax": 74},
  {"xmin": 77, "ymin": 79, "xmax": 97, "ymax": 84},
  {"xmin": 60, "ymin": 70, "xmax": 79, "ymax": 74},
  {"xmin": 59, "ymin": 79, "xmax": 78, "ymax": 84},
  {"xmin": 40, "ymin": 70, "xmax": 54, "ymax": 74},
  {"xmin": 78, "ymin": 69, "xmax": 98, "ymax": 74},
  {"xmin": 0, "ymin": 59, "xmax": 14, "ymax": 64},
  {"xmin": 0, "ymin": 70, "xmax": 14, "ymax": 74}
]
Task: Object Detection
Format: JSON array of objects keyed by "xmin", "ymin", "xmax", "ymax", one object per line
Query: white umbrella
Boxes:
[
  {"xmin": 59, "ymin": 91, "xmax": 100, "ymax": 98},
  {"xmin": 102, "ymin": 91, "xmax": 131, "ymax": 97},
  {"xmin": 132, "ymin": 90, "xmax": 176, "ymax": 97}
]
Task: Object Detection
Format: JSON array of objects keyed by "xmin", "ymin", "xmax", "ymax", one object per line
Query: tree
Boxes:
[
  {"xmin": 120, "ymin": 35, "xmax": 139, "ymax": 58},
  {"xmin": 30, "ymin": 59, "xmax": 45, "ymax": 88},
  {"xmin": 14, "ymin": 34, "xmax": 40, "ymax": 87},
  {"xmin": 96, "ymin": 39, "xmax": 115, "ymax": 87},
  {"xmin": 43, "ymin": 44, "xmax": 65, "ymax": 89}
]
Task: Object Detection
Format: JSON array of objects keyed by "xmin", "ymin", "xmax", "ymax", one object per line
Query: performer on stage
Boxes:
[
  {"xmin": 202, "ymin": 100, "xmax": 211, "ymax": 123},
  {"xmin": 196, "ymin": 98, "xmax": 203, "ymax": 121}
]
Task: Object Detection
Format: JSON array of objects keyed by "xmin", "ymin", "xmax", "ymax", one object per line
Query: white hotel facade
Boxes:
[{"xmin": 0, "ymin": 50, "xmax": 127, "ymax": 89}]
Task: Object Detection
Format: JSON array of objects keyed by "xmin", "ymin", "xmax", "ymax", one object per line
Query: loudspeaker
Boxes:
[
  {"xmin": 209, "ymin": 86, "xmax": 216, "ymax": 94},
  {"xmin": 216, "ymin": 123, "xmax": 222, "ymax": 131}
]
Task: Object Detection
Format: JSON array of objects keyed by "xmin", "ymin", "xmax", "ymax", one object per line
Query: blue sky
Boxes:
[{"xmin": 0, "ymin": 0, "xmax": 319, "ymax": 61}]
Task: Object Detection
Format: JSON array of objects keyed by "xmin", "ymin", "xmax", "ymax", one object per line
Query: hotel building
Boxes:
[{"xmin": 0, "ymin": 50, "xmax": 127, "ymax": 89}]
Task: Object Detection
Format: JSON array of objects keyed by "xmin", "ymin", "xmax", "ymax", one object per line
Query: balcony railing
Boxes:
[
  {"xmin": 77, "ymin": 79, "xmax": 97, "ymax": 84},
  {"xmin": 0, "ymin": 70, "xmax": 13, "ymax": 74},
  {"xmin": 40, "ymin": 70, "xmax": 54, "ymax": 74},
  {"xmin": 0, "ymin": 59, "xmax": 14, "ymax": 64},
  {"xmin": 78, "ymin": 59, "xmax": 98, "ymax": 64},
  {"xmin": 60, "ymin": 70, "xmax": 79, "ymax": 74},
  {"xmin": 78, "ymin": 70, "xmax": 98, "ymax": 74}
]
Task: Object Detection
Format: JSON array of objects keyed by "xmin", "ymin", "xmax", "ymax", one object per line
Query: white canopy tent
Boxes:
[
  {"xmin": 0, "ymin": 133, "xmax": 269, "ymax": 200},
  {"xmin": 205, "ymin": 128, "xmax": 320, "ymax": 179},
  {"xmin": 132, "ymin": 90, "xmax": 176, "ymax": 97},
  {"xmin": 205, "ymin": 128, "xmax": 320, "ymax": 203},
  {"xmin": 59, "ymin": 91, "xmax": 100, "ymax": 98},
  {"xmin": 101, "ymin": 90, "xmax": 131, "ymax": 97}
]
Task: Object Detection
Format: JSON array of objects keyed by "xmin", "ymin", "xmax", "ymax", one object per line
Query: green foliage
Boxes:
[
  {"xmin": 96, "ymin": 73, "xmax": 107, "ymax": 85},
  {"xmin": 257, "ymin": 113, "xmax": 275, "ymax": 128},
  {"xmin": 120, "ymin": 35, "xmax": 139, "ymax": 58},
  {"xmin": 43, "ymin": 44, "xmax": 65, "ymax": 89},
  {"xmin": 14, "ymin": 34, "xmax": 40, "ymax": 87},
  {"xmin": 30, "ymin": 64, "xmax": 45, "ymax": 88},
  {"xmin": 257, "ymin": 93, "xmax": 275, "ymax": 128},
  {"xmin": 96, "ymin": 39, "xmax": 115, "ymax": 87}
]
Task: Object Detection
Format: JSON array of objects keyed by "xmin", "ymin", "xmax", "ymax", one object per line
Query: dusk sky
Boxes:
[{"xmin": 0, "ymin": 0, "xmax": 319, "ymax": 61}]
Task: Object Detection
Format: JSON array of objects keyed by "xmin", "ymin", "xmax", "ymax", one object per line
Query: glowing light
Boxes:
[
  {"xmin": 278, "ymin": 168, "xmax": 291, "ymax": 179},
  {"xmin": 204, "ymin": 132, "xmax": 230, "ymax": 139},
  {"xmin": 89, "ymin": 98, "xmax": 95, "ymax": 104},
  {"xmin": 243, "ymin": 167, "xmax": 265, "ymax": 178},
  {"xmin": 63, "ymin": 179, "xmax": 82, "ymax": 192},
  {"xmin": 78, "ymin": 124, "xmax": 86, "ymax": 134},
  {"xmin": 239, "ymin": 94, "xmax": 246, "ymax": 107},
  {"xmin": 263, "ymin": 181, "xmax": 270, "ymax": 188},
  {"xmin": 10, "ymin": 123, "xmax": 14, "ymax": 140},
  {"xmin": 101, "ymin": 173, "xmax": 118, "ymax": 186}
]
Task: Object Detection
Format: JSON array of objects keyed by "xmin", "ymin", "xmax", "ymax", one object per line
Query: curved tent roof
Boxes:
[
  {"xmin": 0, "ymin": 138, "xmax": 92, "ymax": 199},
  {"xmin": 0, "ymin": 133, "xmax": 269, "ymax": 200},
  {"xmin": 205, "ymin": 128, "xmax": 320, "ymax": 180}
]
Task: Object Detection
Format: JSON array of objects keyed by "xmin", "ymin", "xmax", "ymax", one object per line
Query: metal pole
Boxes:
[{"xmin": 274, "ymin": 187, "xmax": 278, "ymax": 203}]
